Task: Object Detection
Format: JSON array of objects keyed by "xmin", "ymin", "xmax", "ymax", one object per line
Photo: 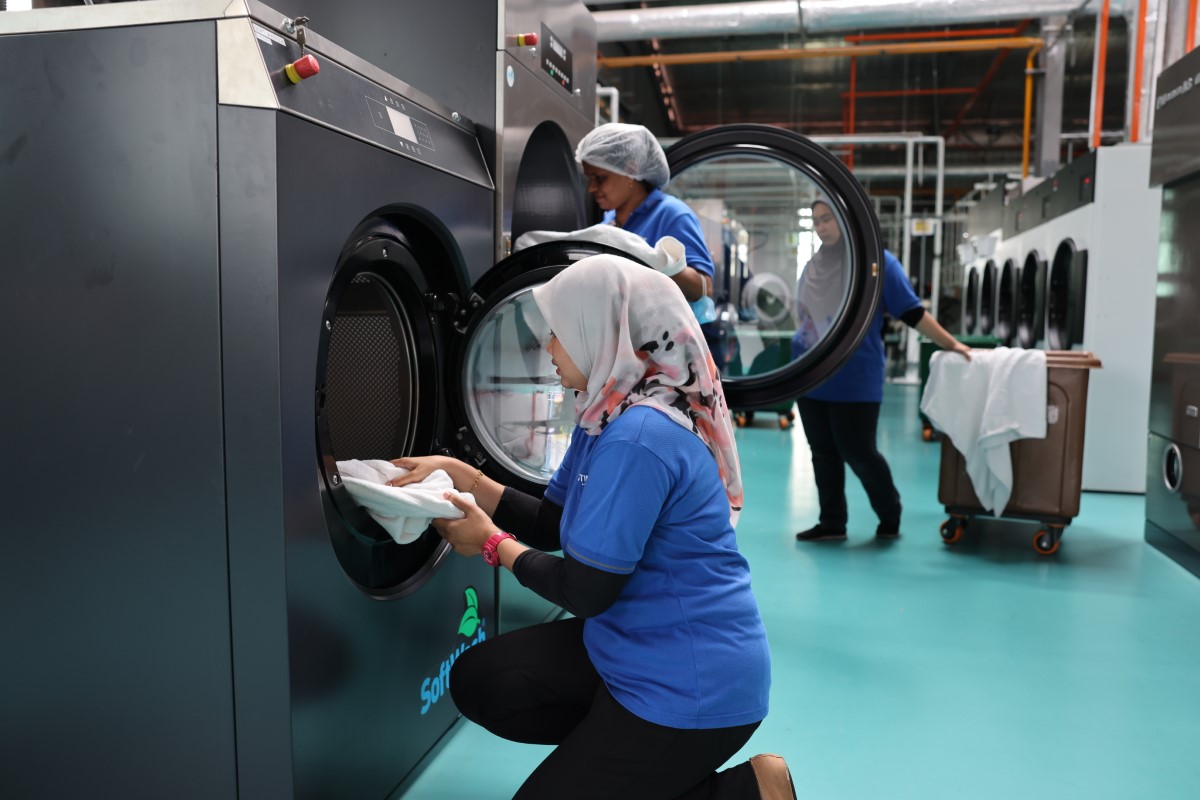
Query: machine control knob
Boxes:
[
  {"xmin": 509, "ymin": 32, "xmax": 538, "ymax": 47},
  {"xmin": 285, "ymin": 54, "xmax": 320, "ymax": 84}
]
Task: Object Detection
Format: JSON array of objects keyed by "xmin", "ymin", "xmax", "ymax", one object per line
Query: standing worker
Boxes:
[
  {"xmin": 793, "ymin": 196, "xmax": 970, "ymax": 542},
  {"xmin": 388, "ymin": 255, "xmax": 796, "ymax": 799}
]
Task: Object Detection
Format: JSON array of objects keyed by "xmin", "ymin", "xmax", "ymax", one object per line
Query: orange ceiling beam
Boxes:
[
  {"xmin": 596, "ymin": 37, "xmax": 1045, "ymax": 68},
  {"xmin": 843, "ymin": 27, "xmax": 1024, "ymax": 43}
]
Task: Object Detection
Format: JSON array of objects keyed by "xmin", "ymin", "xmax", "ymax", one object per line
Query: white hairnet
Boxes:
[{"xmin": 575, "ymin": 123, "xmax": 671, "ymax": 189}]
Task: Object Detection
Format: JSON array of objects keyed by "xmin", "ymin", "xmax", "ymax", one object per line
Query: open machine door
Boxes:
[
  {"xmin": 665, "ymin": 125, "xmax": 885, "ymax": 409},
  {"xmin": 448, "ymin": 126, "xmax": 885, "ymax": 493}
]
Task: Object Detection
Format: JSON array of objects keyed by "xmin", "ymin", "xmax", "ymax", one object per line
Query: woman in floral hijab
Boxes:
[{"xmin": 390, "ymin": 254, "xmax": 794, "ymax": 799}]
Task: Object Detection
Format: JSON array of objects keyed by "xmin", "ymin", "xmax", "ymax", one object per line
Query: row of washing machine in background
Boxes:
[{"xmin": 958, "ymin": 145, "xmax": 1161, "ymax": 494}]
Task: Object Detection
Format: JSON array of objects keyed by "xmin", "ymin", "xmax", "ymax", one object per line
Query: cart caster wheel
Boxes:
[
  {"xmin": 1033, "ymin": 528, "xmax": 1061, "ymax": 556},
  {"xmin": 940, "ymin": 518, "xmax": 965, "ymax": 545},
  {"xmin": 922, "ymin": 426, "xmax": 934, "ymax": 442},
  {"xmin": 734, "ymin": 413, "xmax": 748, "ymax": 428},
  {"xmin": 778, "ymin": 415, "xmax": 792, "ymax": 430}
]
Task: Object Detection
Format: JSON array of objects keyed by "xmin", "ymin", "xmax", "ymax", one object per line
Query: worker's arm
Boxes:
[{"xmin": 910, "ymin": 309, "xmax": 972, "ymax": 360}]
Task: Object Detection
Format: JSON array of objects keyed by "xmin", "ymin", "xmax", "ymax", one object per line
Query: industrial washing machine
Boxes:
[
  {"xmin": 1144, "ymin": 46, "xmax": 1200, "ymax": 578},
  {"xmin": 1017, "ymin": 235, "xmax": 1049, "ymax": 349},
  {"xmin": 977, "ymin": 258, "xmax": 999, "ymax": 337},
  {"xmin": 1026, "ymin": 146, "xmax": 1160, "ymax": 491},
  {"xmin": 264, "ymin": 0, "xmax": 597, "ymax": 634},
  {"xmin": 993, "ymin": 253, "xmax": 1020, "ymax": 346},
  {"xmin": 0, "ymin": 1, "xmax": 593, "ymax": 796},
  {"xmin": 962, "ymin": 257, "xmax": 983, "ymax": 335}
]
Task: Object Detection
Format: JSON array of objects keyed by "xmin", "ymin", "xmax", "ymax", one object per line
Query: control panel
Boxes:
[{"xmin": 250, "ymin": 22, "xmax": 491, "ymax": 189}]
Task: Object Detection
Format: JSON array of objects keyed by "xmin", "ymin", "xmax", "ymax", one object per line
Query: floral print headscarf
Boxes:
[{"xmin": 532, "ymin": 254, "xmax": 744, "ymax": 523}]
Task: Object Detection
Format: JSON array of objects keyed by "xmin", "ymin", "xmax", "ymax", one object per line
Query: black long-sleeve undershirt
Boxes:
[{"xmin": 492, "ymin": 487, "xmax": 629, "ymax": 619}]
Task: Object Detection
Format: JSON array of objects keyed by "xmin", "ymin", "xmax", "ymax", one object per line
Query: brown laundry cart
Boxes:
[{"xmin": 937, "ymin": 351, "xmax": 1102, "ymax": 556}]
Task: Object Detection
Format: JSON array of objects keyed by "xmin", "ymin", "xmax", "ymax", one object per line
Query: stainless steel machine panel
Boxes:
[
  {"xmin": 502, "ymin": 0, "xmax": 596, "ymax": 117},
  {"xmin": 496, "ymin": 49, "xmax": 592, "ymax": 257},
  {"xmin": 251, "ymin": 20, "xmax": 491, "ymax": 187},
  {"xmin": 1, "ymin": 3, "xmax": 500, "ymax": 797}
]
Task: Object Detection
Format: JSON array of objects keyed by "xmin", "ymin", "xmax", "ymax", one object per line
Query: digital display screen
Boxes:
[{"xmin": 385, "ymin": 106, "xmax": 417, "ymax": 144}]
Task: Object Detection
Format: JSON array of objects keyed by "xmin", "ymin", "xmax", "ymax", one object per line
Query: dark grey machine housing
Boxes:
[
  {"xmin": 267, "ymin": 0, "xmax": 599, "ymax": 260},
  {"xmin": 1145, "ymin": 45, "xmax": 1200, "ymax": 579},
  {"xmin": 0, "ymin": 2, "xmax": 498, "ymax": 797}
]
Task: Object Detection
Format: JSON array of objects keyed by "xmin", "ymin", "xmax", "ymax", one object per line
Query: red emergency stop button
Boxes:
[{"xmin": 284, "ymin": 54, "xmax": 320, "ymax": 84}]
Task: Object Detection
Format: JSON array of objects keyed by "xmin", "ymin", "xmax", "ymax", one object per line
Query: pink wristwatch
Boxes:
[{"xmin": 481, "ymin": 531, "xmax": 516, "ymax": 567}]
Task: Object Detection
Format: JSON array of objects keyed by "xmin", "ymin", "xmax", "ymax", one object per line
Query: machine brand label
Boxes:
[
  {"xmin": 1155, "ymin": 73, "xmax": 1200, "ymax": 111},
  {"xmin": 540, "ymin": 23, "xmax": 573, "ymax": 93},
  {"xmin": 419, "ymin": 586, "xmax": 487, "ymax": 715}
]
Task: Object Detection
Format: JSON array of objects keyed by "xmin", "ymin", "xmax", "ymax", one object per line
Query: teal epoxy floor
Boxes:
[{"xmin": 405, "ymin": 384, "xmax": 1200, "ymax": 799}]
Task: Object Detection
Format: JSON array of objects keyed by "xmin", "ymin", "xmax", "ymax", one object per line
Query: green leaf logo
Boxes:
[{"xmin": 458, "ymin": 586, "xmax": 480, "ymax": 638}]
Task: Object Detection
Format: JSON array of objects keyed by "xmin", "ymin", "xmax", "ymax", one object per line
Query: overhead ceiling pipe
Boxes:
[{"xmin": 593, "ymin": 0, "xmax": 1132, "ymax": 43}]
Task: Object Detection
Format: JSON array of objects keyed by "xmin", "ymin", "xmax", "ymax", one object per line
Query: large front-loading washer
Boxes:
[
  {"xmin": 994, "ymin": 253, "xmax": 1021, "ymax": 346},
  {"xmin": 963, "ymin": 258, "xmax": 983, "ymax": 335},
  {"xmin": 1017, "ymin": 229, "xmax": 1050, "ymax": 349},
  {"xmin": 1015, "ymin": 145, "xmax": 1160, "ymax": 491},
  {"xmin": 978, "ymin": 258, "xmax": 999, "ymax": 336},
  {"xmin": 262, "ymin": 0, "xmax": 598, "ymax": 635},
  {"xmin": 1144, "ymin": 46, "xmax": 1200, "ymax": 577}
]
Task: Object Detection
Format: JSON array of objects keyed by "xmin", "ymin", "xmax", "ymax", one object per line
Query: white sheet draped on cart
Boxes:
[{"xmin": 921, "ymin": 347, "xmax": 1048, "ymax": 515}]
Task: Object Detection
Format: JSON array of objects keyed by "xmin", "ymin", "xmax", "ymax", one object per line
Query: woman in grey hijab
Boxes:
[{"xmin": 793, "ymin": 197, "xmax": 968, "ymax": 542}]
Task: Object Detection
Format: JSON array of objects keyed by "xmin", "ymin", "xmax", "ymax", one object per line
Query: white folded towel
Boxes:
[
  {"xmin": 514, "ymin": 225, "xmax": 687, "ymax": 276},
  {"xmin": 335, "ymin": 459, "xmax": 474, "ymax": 545},
  {"xmin": 921, "ymin": 347, "xmax": 1048, "ymax": 515}
]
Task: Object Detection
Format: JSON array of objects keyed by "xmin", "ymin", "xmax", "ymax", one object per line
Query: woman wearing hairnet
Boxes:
[{"xmin": 576, "ymin": 124, "xmax": 720, "ymax": 334}]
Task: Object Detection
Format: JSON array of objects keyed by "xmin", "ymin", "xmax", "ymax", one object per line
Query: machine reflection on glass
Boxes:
[
  {"xmin": 666, "ymin": 154, "xmax": 850, "ymax": 380},
  {"xmin": 464, "ymin": 289, "xmax": 573, "ymax": 482}
]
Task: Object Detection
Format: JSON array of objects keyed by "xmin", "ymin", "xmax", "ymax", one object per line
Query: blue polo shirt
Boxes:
[
  {"xmin": 804, "ymin": 249, "xmax": 922, "ymax": 403},
  {"xmin": 544, "ymin": 406, "xmax": 770, "ymax": 730},
  {"xmin": 603, "ymin": 189, "xmax": 715, "ymax": 279}
]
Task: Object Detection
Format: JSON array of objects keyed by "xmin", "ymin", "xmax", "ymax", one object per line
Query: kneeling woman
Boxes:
[{"xmin": 391, "ymin": 256, "xmax": 794, "ymax": 799}]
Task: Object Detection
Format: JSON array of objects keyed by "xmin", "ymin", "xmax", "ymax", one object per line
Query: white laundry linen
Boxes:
[
  {"xmin": 920, "ymin": 347, "xmax": 1048, "ymax": 515},
  {"xmin": 514, "ymin": 225, "xmax": 687, "ymax": 276},
  {"xmin": 334, "ymin": 459, "xmax": 474, "ymax": 545}
]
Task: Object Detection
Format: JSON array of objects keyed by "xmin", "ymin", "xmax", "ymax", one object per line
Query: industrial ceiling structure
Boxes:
[{"xmin": 589, "ymin": 0, "xmax": 1141, "ymax": 209}]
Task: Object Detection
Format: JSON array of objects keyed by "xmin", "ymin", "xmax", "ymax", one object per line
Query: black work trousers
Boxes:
[
  {"xmin": 795, "ymin": 397, "xmax": 902, "ymax": 530},
  {"xmin": 449, "ymin": 617, "xmax": 762, "ymax": 799}
]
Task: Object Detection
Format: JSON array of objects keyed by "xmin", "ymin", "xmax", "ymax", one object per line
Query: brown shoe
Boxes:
[{"xmin": 749, "ymin": 753, "xmax": 796, "ymax": 800}]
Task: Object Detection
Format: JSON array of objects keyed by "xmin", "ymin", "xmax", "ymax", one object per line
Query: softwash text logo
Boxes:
[{"xmin": 419, "ymin": 586, "xmax": 486, "ymax": 715}]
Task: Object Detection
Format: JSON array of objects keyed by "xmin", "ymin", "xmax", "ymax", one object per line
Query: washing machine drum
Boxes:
[
  {"xmin": 1017, "ymin": 250, "xmax": 1046, "ymax": 348},
  {"xmin": 964, "ymin": 266, "xmax": 981, "ymax": 334},
  {"xmin": 994, "ymin": 258, "xmax": 1019, "ymax": 345},
  {"xmin": 1047, "ymin": 238, "xmax": 1088, "ymax": 350},
  {"xmin": 741, "ymin": 272, "xmax": 793, "ymax": 325},
  {"xmin": 978, "ymin": 259, "xmax": 998, "ymax": 335}
]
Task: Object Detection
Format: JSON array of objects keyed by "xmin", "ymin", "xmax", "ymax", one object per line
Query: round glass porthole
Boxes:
[{"xmin": 460, "ymin": 285, "xmax": 573, "ymax": 486}]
